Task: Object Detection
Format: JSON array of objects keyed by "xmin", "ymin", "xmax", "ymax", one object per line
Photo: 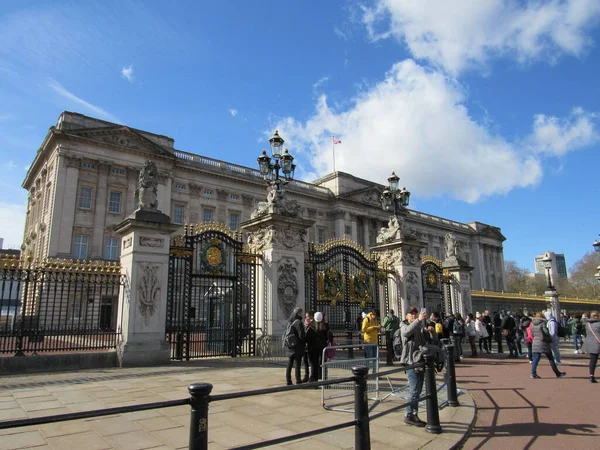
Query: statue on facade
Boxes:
[
  {"xmin": 137, "ymin": 160, "xmax": 159, "ymax": 210},
  {"xmin": 444, "ymin": 232, "xmax": 459, "ymax": 260},
  {"xmin": 251, "ymin": 183, "xmax": 302, "ymax": 219},
  {"xmin": 376, "ymin": 215, "xmax": 403, "ymax": 244}
]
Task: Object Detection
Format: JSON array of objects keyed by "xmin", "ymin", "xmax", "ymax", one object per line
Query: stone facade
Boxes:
[{"xmin": 21, "ymin": 111, "xmax": 507, "ymax": 291}]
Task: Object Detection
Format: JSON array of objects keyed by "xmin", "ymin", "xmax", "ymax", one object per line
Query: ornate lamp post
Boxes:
[
  {"xmin": 542, "ymin": 253, "xmax": 554, "ymax": 290},
  {"xmin": 257, "ymin": 130, "xmax": 296, "ymax": 188},
  {"xmin": 251, "ymin": 131, "xmax": 299, "ymax": 219},
  {"xmin": 376, "ymin": 172, "xmax": 411, "ymax": 244},
  {"xmin": 593, "ymin": 235, "xmax": 600, "ymax": 253},
  {"xmin": 542, "ymin": 252, "xmax": 560, "ymax": 318},
  {"xmin": 381, "ymin": 172, "xmax": 411, "ymax": 216}
]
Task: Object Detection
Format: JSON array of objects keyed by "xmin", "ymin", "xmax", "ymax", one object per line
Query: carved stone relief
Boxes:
[
  {"xmin": 277, "ymin": 259, "xmax": 299, "ymax": 319},
  {"xmin": 137, "ymin": 263, "xmax": 161, "ymax": 326},
  {"xmin": 376, "ymin": 248, "xmax": 402, "ymax": 267},
  {"xmin": 274, "ymin": 226, "xmax": 307, "ymax": 250},
  {"xmin": 406, "ymin": 271, "xmax": 421, "ymax": 305},
  {"xmin": 402, "ymin": 247, "xmax": 421, "ymax": 266},
  {"xmin": 64, "ymin": 156, "xmax": 81, "ymax": 168},
  {"xmin": 139, "ymin": 237, "xmax": 164, "ymax": 248},
  {"xmin": 376, "ymin": 215, "xmax": 403, "ymax": 244},
  {"xmin": 247, "ymin": 226, "xmax": 275, "ymax": 253}
]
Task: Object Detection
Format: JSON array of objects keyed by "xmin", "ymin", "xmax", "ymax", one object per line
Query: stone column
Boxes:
[
  {"xmin": 372, "ymin": 238, "xmax": 428, "ymax": 317},
  {"xmin": 53, "ymin": 154, "xmax": 81, "ymax": 255},
  {"xmin": 114, "ymin": 161, "xmax": 181, "ymax": 367},
  {"xmin": 545, "ymin": 289, "xmax": 561, "ymax": 320},
  {"xmin": 443, "ymin": 256, "xmax": 474, "ymax": 317},
  {"xmin": 241, "ymin": 214, "xmax": 315, "ymax": 337},
  {"xmin": 92, "ymin": 162, "xmax": 109, "ymax": 257}
]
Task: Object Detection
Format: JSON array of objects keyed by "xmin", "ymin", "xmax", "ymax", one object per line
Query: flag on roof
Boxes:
[{"xmin": 332, "ymin": 137, "xmax": 342, "ymax": 144}]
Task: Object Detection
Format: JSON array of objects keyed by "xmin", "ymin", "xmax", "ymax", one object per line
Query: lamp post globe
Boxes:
[
  {"xmin": 268, "ymin": 130, "xmax": 284, "ymax": 158},
  {"xmin": 593, "ymin": 236, "xmax": 600, "ymax": 253},
  {"xmin": 380, "ymin": 171, "xmax": 410, "ymax": 216}
]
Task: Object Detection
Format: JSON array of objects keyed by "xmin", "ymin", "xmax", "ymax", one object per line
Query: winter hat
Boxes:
[{"xmin": 314, "ymin": 312, "xmax": 323, "ymax": 322}]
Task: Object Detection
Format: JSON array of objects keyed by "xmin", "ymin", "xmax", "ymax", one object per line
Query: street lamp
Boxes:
[
  {"xmin": 380, "ymin": 171, "xmax": 411, "ymax": 217},
  {"xmin": 542, "ymin": 252, "xmax": 554, "ymax": 290},
  {"xmin": 257, "ymin": 130, "xmax": 296, "ymax": 188},
  {"xmin": 593, "ymin": 234, "xmax": 600, "ymax": 253}
]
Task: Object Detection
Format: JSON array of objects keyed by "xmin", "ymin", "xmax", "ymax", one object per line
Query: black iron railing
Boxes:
[
  {"xmin": 0, "ymin": 264, "xmax": 125, "ymax": 355},
  {"xmin": 0, "ymin": 348, "xmax": 460, "ymax": 450}
]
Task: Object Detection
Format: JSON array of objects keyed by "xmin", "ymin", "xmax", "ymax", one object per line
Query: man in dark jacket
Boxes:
[
  {"xmin": 493, "ymin": 311, "xmax": 504, "ymax": 353},
  {"xmin": 285, "ymin": 307, "xmax": 306, "ymax": 385},
  {"xmin": 400, "ymin": 306, "xmax": 431, "ymax": 427},
  {"xmin": 501, "ymin": 311, "xmax": 518, "ymax": 358}
]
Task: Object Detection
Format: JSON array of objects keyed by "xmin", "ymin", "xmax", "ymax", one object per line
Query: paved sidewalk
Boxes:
[
  {"xmin": 457, "ymin": 348, "xmax": 599, "ymax": 449},
  {"xmin": 0, "ymin": 358, "xmax": 474, "ymax": 450}
]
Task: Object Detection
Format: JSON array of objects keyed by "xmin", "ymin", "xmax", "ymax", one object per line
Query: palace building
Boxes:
[{"xmin": 20, "ymin": 111, "xmax": 507, "ymax": 292}]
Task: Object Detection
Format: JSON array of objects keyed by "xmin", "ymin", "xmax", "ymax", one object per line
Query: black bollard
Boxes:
[
  {"xmin": 424, "ymin": 356, "xmax": 442, "ymax": 434},
  {"xmin": 444, "ymin": 344, "xmax": 459, "ymax": 407},
  {"xmin": 449, "ymin": 336, "xmax": 460, "ymax": 363},
  {"xmin": 188, "ymin": 383, "xmax": 213, "ymax": 450},
  {"xmin": 352, "ymin": 366, "xmax": 371, "ymax": 450}
]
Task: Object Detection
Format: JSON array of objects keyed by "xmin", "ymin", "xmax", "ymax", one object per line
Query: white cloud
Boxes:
[
  {"xmin": 228, "ymin": 109, "xmax": 238, "ymax": 117},
  {"xmin": 0, "ymin": 202, "xmax": 25, "ymax": 249},
  {"xmin": 2, "ymin": 161, "xmax": 17, "ymax": 170},
  {"xmin": 48, "ymin": 79, "xmax": 120, "ymax": 123},
  {"xmin": 528, "ymin": 108, "xmax": 598, "ymax": 156},
  {"xmin": 313, "ymin": 76, "xmax": 330, "ymax": 91},
  {"xmin": 272, "ymin": 59, "xmax": 542, "ymax": 203},
  {"xmin": 362, "ymin": 0, "xmax": 600, "ymax": 75},
  {"xmin": 121, "ymin": 64, "xmax": 133, "ymax": 82}
]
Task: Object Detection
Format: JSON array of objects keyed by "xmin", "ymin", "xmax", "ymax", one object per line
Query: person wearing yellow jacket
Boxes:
[{"xmin": 362, "ymin": 309, "xmax": 381, "ymax": 359}]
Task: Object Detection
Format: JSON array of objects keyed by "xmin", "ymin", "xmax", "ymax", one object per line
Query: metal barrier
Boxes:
[
  {"xmin": 321, "ymin": 343, "xmax": 380, "ymax": 412},
  {"xmin": 0, "ymin": 348, "xmax": 461, "ymax": 450}
]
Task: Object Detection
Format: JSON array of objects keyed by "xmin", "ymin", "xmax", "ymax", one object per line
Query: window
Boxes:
[
  {"xmin": 317, "ymin": 229, "xmax": 325, "ymax": 245},
  {"xmin": 104, "ymin": 237, "xmax": 119, "ymax": 260},
  {"xmin": 230, "ymin": 194, "xmax": 238, "ymax": 200},
  {"xmin": 81, "ymin": 162, "xmax": 95, "ymax": 169},
  {"xmin": 173, "ymin": 204, "xmax": 184, "ymax": 224},
  {"xmin": 229, "ymin": 213, "xmax": 239, "ymax": 231},
  {"xmin": 111, "ymin": 168, "xmax": 125, "ymax": 175},
  {"xmin": 204, "ymin": 189, "xmax": 212, "ymax": 195},
  {"xmin": 203, "ymin": 209, "xmax": 213, "ymax": 223},
  {"xmin": 72, "ymin": 235, "xmax": 89, "ymax": 259},
  {"xmin": 108, "ymin": 191, "xmax": 122, "ymax": 213},
  {"xmin": 69, "ymin": 295, "xmax": 85, "ymax": 321},
  {"xmin": 78, "ymin": 187, "xmax": 93, "ymax": 209},
  {"xmin": 317, "ymin": 212, "xmax": 324, "ymax": 217},
  {"xmin": 175, "ymin": 184, "xmax": 186, "ymax": 190}
]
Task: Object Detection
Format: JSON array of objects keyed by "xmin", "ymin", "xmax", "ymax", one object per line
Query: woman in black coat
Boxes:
[
  {"xmin": 531, "ymin": 312, "xmax": 566, "ymax": 379},
  {"xmin": 284, "ymin": 307, "xmax": 306, "ymax": 385},
  {"xmin": 306, "ymin": 312, "xmax": 328, "ymax": 382}
]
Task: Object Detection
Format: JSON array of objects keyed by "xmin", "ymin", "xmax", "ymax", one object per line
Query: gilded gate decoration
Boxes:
[
  {"xmin": 306, "ymin": 238, "xmax": 389, "ymax": 331},
  {"xmin": 421, "ymin": 256, "xmax": 451, "ymax": 315},
  {"xmin": 166, "ymin": 223, "xmax": 258, "ymax": 360}
]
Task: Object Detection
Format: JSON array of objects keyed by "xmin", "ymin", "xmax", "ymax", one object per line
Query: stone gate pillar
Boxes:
[
  {"xmin": 443, "ymin": 257, "xmax": 474, "ymax": 316},
  {"xmin": 241, "ymin": 214, "xmax": 314, "ymax": 337},
  {"xmin": 114, "ymin": 160, "xmax": 180, "ymax": 367},
  {"xmin": 372, "ymin": 238, "xmax": 428, "ymax": 317}
]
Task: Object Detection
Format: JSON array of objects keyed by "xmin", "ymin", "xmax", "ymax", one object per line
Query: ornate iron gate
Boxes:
[
  {"xmin": 166, "ymin": 224, "xmax": 258, "ymax": 360},
  {"xmin": 421, "ymin": 257, "xmax": 449, "ymax": 315},
  {"xmin": 305, "ymin": 239, "xmax": 388, "ymax": 331}
]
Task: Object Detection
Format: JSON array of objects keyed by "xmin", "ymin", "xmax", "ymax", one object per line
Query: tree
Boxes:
[
  {"xmin": 505, "ymin": 260, "xmax": 530, "ymax": 293},
  {"xmin": 568, "ymin": 251, "xmax": 600, "ymax": 300}
]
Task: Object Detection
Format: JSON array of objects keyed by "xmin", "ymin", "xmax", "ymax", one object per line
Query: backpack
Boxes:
[
  {"xmin": 575, "ymin": 321, "xmax": 583, "ymax": 334},
  {"xmin": 393, "ymin": 328, "xmax": 403, "ymax": 358},
  {"xmin": 556, "ymin": 321, "xmax": 566, "ymax": 338},
  {"xmin": 282, "ymin": 320, "xmax": 299, "ymax": 349},
  {"xmin": 453, "ymin": 320, "xmax": 464, "ymax": 336}
]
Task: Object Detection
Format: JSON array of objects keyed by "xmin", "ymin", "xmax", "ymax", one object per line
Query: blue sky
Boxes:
[{"xmin": 1, "ymin": 0, "xmax": 599, "ymax": 274}]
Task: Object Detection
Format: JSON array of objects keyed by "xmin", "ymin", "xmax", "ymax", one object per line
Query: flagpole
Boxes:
[{"xmin": 332, "ymin": 136, "xmax": 336, "ymax": 172}]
